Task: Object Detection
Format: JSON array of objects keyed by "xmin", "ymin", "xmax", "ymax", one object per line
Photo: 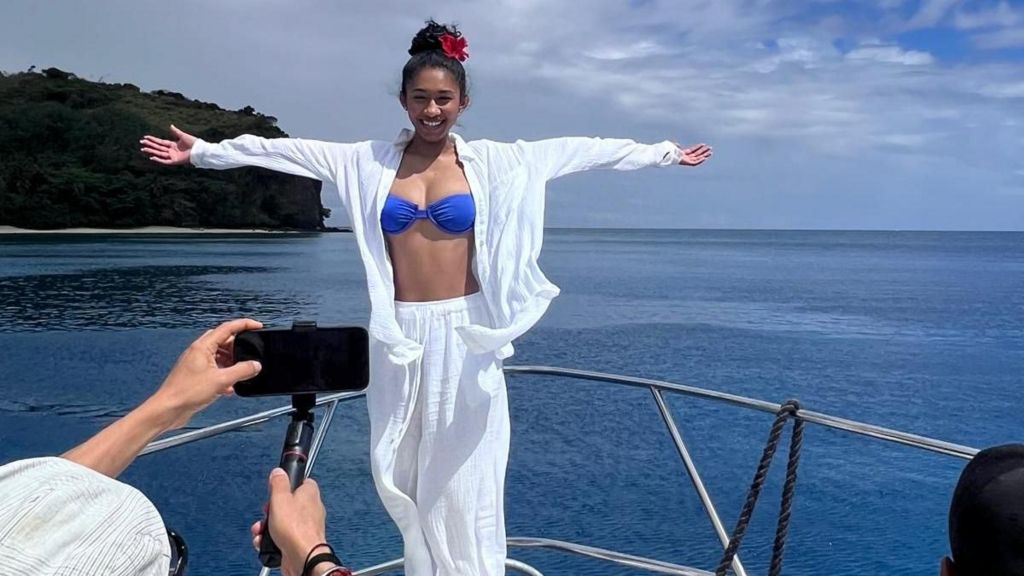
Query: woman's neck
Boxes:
[{"xmin": 406, "ymin": 133, "xmax": 455, "ymax": 159}]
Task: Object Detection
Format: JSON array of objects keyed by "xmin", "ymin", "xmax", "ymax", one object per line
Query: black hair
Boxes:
[
  {"xmin": 401, "ymin": 20, "xmax": 468, "ymax": 99},
  {"xmin": 948, "ymin": 444, "xmax": 1024, "ymax": 576}
]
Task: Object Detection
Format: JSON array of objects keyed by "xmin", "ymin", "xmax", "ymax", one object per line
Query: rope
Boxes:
[
  {"xmin": 769, "ymin": 405, "xmax": 803, "ymax": 576},
  {"xmin": 714, "ymin": 400, "xmax": 803, "ymax": 576}
]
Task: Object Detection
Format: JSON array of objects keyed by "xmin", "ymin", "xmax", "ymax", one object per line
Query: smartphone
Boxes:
[{"xmin": 232, "ymin": 325, "xmax": 369, "ymax": 397}]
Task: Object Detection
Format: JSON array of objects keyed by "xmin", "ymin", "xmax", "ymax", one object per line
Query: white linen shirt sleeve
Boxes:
[
  {"xmin": 516, "ymin": 137, "xmax": 683, "ymax": 181},
  {"xmin": 190, "ymin": 135, "xmax": 357, "ymax": 183}
]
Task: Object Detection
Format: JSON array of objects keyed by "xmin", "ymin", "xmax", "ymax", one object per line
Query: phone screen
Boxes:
[{"xmin": 232, "ymin": 326, "xmax": 369, "ymax": 397}]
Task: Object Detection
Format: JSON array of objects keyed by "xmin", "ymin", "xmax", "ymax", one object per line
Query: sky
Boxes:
[{"xmin": 2, "ymin": 0, "xmax": 1023, "ymax": 230}]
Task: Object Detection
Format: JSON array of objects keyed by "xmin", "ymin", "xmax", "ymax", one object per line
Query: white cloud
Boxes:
[
  {"xmin": 949, "ymin": 0, "xmax": 1024, "ymax": 49},
  {"xmin": 954, "ymin": 1, "xmax": 1021, "ymax": 30},
  {"xmin": 881, "ymin": 133, "xmax": 939, "ymax": 147},
  {"xmin": 974, "ymin": 80, "xmax": 1024, "ymax": 98},
  {"xmin": 464, "ymin": 6, "xmax": 1014, "ymax": 161},
  {"xmin": 846, "ymin": 45, "xmax": 935, "ymax": 65},
  {"xmin": 908, "ymin": 0, "xmax": 963, "ymax": 28},
  {"xmin": 584, "ymin": 41, "xmax": 678, "ymax": 61},
  {"xmin": 1, "ymin": 0, "xmax": 1022, "ymax": 229},
  {"xmin": 751, "ymin": 37, "xmax": 833, "ymax": 73},
  {"xmin": 972, "ymin": 26, "xmax": 1024, "ymax": 48}
]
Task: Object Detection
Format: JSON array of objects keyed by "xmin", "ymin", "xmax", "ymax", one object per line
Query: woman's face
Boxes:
[{"xmin": 401, "ymin": 67, "xmax": 467, "ymax": 144}]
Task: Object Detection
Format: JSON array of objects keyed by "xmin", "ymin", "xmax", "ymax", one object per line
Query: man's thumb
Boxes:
[
  {"xmin": 268, "ymin": 467, "xmax": 289, "ymax": 495},
  {"xmin": 220, "ymin": 360, "xmax": 261, "ymax": 385}
]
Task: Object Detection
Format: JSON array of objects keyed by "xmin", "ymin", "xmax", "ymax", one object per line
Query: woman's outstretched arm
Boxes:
[
  {"xmin": 515, "ymin": 137, "xmax": 712, "ymax": 181},
  {"xmin": 141, "ymin": 125, "xmax": 357, "ymax": 183}
]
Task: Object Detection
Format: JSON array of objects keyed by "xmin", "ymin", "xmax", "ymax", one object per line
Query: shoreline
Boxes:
[
  {"xmin": 0, "ymin": 225, "xmax": 350, "ymax": 235},
  {"xmin": 3, "ymin": 226, "xmax": 1018, "ymax": 235}
]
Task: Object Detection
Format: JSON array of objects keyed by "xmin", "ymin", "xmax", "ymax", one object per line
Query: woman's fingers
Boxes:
[
  {"xmin": 686, "ymin": 144, "xmax": 712, "ymax": 161},
  {"xmin": 139, "ymin": 140, "xmax": 165, "ymax": 150},
  {"xmin": 685, "ymin": 144, "xmax": 711, "ymax": 155},
  {"xmin": 677, "ymin": 143, "xmax": 712, "ymax": 166},
  {"xmin": 141, "ymin": 135, "xmax": 176, "ymax": 147},
  {"xmin": 680, "ymin": 145, "xmax": 713, "ymax": 165},
  {"xmin": 142, "ymin": 151, "xmax": 174, "ymax": 163},
  {"xmin": 141, "ymin": 145, "xmax": 171, "ymax": 159}
]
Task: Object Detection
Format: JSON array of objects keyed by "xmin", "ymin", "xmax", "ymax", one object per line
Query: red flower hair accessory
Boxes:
[{"xmin": 440, "ymin": 34, "xmax": 469, "ymax": 62}]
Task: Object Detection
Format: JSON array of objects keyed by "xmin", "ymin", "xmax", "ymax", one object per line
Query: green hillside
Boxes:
[{"xmin": 0, "ymin": 67, "xmax": 329, "ymax": 230}]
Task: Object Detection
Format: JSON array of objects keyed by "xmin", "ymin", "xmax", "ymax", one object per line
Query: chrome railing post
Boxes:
[
  {"xmin": 131, "ymin": 365, "xmax": 982, "ymax": 576},
  {"xmin": 255, "ymin": 399, "xmax": 343, "ymax": 576},
  {"xmin": 141, "ymin": 391, "xmax": 365, "ymax": 456},
  {"xmin": 507, "ymin": 538, "xmax": 715, "ymax": 575},
  {"xmin": 651, "ymin": 388, "xmax": 747, "ymax": 576},
  {"xmin": 305, "ymin": 399, "xmax": 340, "ymax": 477},
  {"xmin": 351, "ymin": 558, "xmax": 546, "ymax": 575},
  {"xmin": 504, "ymin": 366, "xmax": 977, "ymax": 460}
]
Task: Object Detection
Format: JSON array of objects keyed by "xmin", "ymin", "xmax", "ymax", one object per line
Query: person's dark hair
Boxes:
[
  {"xmin": 401, "ymin": 20, "xmax": 468, "ymax": 98},
  {"xmin": 948, "ymin": 444, "xmax": 1024, "ymax": 576}
]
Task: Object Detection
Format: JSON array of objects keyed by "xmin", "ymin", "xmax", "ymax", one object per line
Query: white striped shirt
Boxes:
[{"xmin": 0, "ymin": 457, "xmax": 170, "ymax": 575}]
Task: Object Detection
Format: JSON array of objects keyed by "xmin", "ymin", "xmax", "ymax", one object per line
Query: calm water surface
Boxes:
[{"xmin": 1, "ymin": 230, "xmax": 1021, "ymax": 575}]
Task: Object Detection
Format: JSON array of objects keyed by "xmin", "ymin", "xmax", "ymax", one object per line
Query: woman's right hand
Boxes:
[{"xmin": 140, "ymin": 125, "xmax": 197, "ymax": 166}]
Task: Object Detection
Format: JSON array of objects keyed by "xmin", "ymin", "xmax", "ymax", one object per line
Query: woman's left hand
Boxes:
[{"xmin": 677, "ymin": 143, "xmax": 712, "ymax": 166}]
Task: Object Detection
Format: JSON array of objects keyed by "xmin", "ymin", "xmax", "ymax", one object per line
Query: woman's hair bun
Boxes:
[{"xmin": 408, "ymin": 19, "xmax": 462, "ymax": 56}]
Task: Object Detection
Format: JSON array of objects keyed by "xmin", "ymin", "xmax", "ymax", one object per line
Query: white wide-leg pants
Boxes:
[{"xmin": 367, "ymin": 293, "xmax": 510, "ymax": 576}]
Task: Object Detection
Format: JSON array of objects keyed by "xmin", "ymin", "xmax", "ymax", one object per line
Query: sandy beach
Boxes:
[{"xmin": 0, "ymin": 226, "xmax": 348, "ymax": 234}]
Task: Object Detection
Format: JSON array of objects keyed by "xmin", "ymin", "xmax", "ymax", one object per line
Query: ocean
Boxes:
[{"xmin": 1, "ymin": 229, "xmax": 1021, "ymax": 575}]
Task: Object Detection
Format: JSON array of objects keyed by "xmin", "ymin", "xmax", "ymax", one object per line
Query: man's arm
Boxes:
[{"xmin": 62, "ymin": 318, "xmax": 263, "ymax": 478}]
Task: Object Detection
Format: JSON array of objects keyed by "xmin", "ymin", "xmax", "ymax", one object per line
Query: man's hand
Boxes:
[
  {"xmin": 63, "ymin": 319, "xmax": 262, "ymax": 478},
  {"xmin": 146, "ymin": 318, "xmax": 263, "ymax": 430},
  {"xmin": 251, "ymin": 469, "xmax": 331, "ymax": 576}
]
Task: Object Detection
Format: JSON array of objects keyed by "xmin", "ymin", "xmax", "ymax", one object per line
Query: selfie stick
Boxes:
[
  {"xmin": 259, "ymin": 321, "xmax": 321, "ymax": 568},
  {"xmin": 259, "ymin": 393, "xmax": 315, "ymax": 568}
]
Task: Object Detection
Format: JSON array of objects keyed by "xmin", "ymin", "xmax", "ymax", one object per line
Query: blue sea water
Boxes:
[{"xmin": 0, "ymin": 229, "xmax": 1021, "ymax": 575}]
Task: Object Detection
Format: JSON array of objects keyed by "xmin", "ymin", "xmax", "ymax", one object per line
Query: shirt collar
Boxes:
[{"xmin": 392, "ymin": 129, "xmax": 477, "ymax": 163}]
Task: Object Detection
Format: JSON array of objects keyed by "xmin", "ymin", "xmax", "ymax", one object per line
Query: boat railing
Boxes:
[{"xmin": 140, "ymin": 366, "xmax": 978, "ymax": 576}]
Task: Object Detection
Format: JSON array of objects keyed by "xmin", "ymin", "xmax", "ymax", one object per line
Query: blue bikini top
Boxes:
[{"xmin": 381, "ymin": 193, "xmax": 475, "ymax": 235}]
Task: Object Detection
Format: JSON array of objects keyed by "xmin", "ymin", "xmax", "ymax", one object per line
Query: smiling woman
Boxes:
[{"xmin": 138, "ymin": 17, "xmax": 711, "ymax": 576}]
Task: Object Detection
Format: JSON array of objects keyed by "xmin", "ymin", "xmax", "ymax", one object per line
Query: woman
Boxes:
[{"xmin": 142, "ymin": 20, "xmax": 711, "ymax": 576}]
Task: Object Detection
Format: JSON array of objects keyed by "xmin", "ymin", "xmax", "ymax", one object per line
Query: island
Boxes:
[{"xmin": 0, "ymin": 67, "xmax": 340, "ymax": 232}]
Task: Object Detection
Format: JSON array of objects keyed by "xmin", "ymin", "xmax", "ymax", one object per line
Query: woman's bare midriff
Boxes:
[
  {"xmin": 388, "ymin": 223, "xmax": 479, "ymax": 302},
  {"xmin": 388, "ymin": 141, "xmax": 479, "ymax": 303}
]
